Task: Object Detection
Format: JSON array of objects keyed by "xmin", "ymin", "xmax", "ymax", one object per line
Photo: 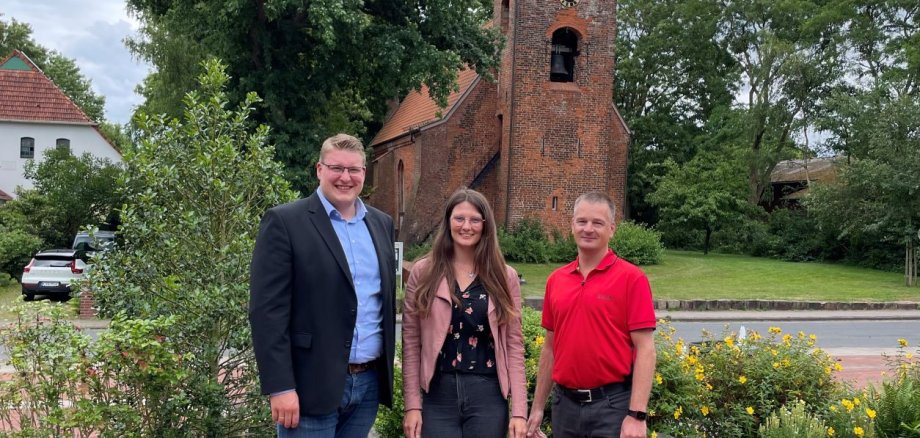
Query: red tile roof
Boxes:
[
  {"xmin": 0, "ymin": 189, "xmax": 12, "ymax": 201},
  {"xmin": 370, "ymin": 68, "xmax": 480, "ymax": 146},
  {"xmin": 0, "ymin": 50, "xmax": 94, "ymax": 125}
]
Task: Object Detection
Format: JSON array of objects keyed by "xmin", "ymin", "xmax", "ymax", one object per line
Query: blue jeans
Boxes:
[
  {"xmin": 277, "ymin": 368, "xmax": 380, "ymax": 438},
  {"xmin": 421, "ymin": 372, "xmax": 509, "ymax": 438}
]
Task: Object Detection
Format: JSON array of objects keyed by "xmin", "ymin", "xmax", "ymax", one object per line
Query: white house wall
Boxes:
[{"xmin": 0, "ymin": 121, "xmax": 122, "ymax": 197}]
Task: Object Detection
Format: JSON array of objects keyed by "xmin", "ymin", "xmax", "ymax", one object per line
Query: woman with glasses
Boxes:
[{"xmin": 402, "ymin": 188, "xmax": 527, "ymax": 438}]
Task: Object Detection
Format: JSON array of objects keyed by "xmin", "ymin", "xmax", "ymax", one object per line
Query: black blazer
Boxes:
[{"xmin": 249, "ymin": 193, "xmax": 396, "ymax": 415}]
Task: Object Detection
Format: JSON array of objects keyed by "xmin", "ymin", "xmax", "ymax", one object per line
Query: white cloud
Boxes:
[{"xmin": 3, "ymin": 0, "xmax": 151, "ymax": 124}]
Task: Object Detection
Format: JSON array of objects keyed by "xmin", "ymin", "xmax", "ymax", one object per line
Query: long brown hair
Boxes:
[{"xmin": 414, "ymin": 189, "xmax": 517, "ymax": 325}]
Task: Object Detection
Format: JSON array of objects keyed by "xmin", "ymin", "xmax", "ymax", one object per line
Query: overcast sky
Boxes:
[{"xmin": 3, "ymin": 0, "xmax": 151, "ymax": 124}]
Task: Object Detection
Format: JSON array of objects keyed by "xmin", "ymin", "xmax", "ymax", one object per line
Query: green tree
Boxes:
[
  {"xmin": 809, "ymin": 94, "xmax": 920, "ymax": 286},
  {"xmin": 0, "ymin": 15, "xmax": 106, "ymax": 122},
  {"xmin": 125, "ymin": 0, "xmax": 503, "ymax": 194},
  {"xmin": 649, "ymin": 148, "xmax": 750, "ymax": 254},
  {"xmin": 717, "ymin": 0, "xmax": 845, "ymax": 205},
  {"xmin": 89, "ymin": 59, "xmax": 298, "ymax": 435},
  {"xmin": 809, "ymin": 0, "xmax": 920, "ymax": 284},
  {"xmin": 23, "ymin": 147, "xmax": 123, "ymax": 248},
  {"xmin": 616, "ymin": 0, "xmax": 737, "ymax": 222}
]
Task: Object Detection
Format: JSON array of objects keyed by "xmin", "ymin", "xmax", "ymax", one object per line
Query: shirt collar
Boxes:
[
  {"xmin": 315, "ymin": 188, "xmax": 367, "ymax": 222},
  {"xmin": 568, "ymin": 248, "xmax": 618, "ymax": 274}
]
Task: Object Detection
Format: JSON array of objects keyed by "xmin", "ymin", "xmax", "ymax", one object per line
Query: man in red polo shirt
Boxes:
[{"xmin": 526, "ymin": 192, "xmax": 656, "ymax": 438}]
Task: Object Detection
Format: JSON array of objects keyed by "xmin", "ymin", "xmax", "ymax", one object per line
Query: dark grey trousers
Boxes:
[
  {"xmin": 551, "ymin": 385, "xmax": 631, "ymax": 438},
  {"xmin": 421, "ymin": 372, "xmax": 509, "ymax": 438}
]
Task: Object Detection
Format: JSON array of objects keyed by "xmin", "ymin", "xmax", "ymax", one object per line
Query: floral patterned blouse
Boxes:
[{"xmin": 437, "ymin": 278, "xmax": 497, "ymax": 375}]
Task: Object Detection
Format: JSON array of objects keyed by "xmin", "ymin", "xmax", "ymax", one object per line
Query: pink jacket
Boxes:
[{"xmin": 402, "ymin": 257, "xmax": 528, "ymax": 418}]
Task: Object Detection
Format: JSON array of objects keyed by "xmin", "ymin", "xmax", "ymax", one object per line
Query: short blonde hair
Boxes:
[{"xmin": 319, "ymin": 133, "xmax": 366, "ymax": 164}]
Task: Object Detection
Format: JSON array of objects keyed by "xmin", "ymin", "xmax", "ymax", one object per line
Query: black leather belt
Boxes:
[
  {"xmin": 559, "ymin": 381, "xmax": 630, "ymax": 403},
  {"xmin": 347, "ymin": 361, "xmax": 376, "ymax": 374}
]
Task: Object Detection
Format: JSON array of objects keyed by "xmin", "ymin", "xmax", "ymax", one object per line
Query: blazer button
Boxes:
[
  {"xmin": 350, "ymin": 308, "xmax": 357, "ymax": 315},
  {"xmin": 345, "ymin": 341, "xmax": 352, "ymax": 348}
]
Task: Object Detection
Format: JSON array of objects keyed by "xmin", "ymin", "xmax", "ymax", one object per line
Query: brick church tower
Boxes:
[{"xmin": 368, "ymin": 0, "xmax": 629, "ymax": 244}]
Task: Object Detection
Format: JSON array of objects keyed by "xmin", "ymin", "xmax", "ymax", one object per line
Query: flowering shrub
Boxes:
[{"xmin": 649, "ymin": 321, "xmax": 840, "ymax": 437}]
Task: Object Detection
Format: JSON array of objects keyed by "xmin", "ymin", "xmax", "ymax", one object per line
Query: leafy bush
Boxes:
[
  {"xmin": 403, "ymin": 241, "xmax": 431, "ymax": 262},
  {"xmin": 0, "ymin": 301, "xmax": 191, "ymax": 436},
  {"xmin": 88, "ymin": 60, "xmax": 297, "ymax": 435},
  {"xmin": 610, "ymin": 221, "xmax": 664, "ymax": 265},
  {"xmin": 758, "ymin": 400, "xmax": 828, "ymax": 438},
  {"xmin": 0, "ymin": 228, "xmax": 43, "ymax": 280},
  {"xmin": 374, "ymin": 343, "xmax": 405, "ymax": 438},
  {"xmin": 864, "ymin": 341, "xmax": 920, "ymax": 437},
  {"xmin": 746, "ymin": 209, "xmax": 839, "ymax": 262},
  {"xmin": 500, "ymin": 218, "xmax": 552, "ymax": 263}
]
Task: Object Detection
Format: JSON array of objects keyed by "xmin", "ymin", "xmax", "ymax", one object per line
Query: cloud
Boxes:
[{"xmin": 3, "ymin": 0, "xmax": 151, "ymax": 124}]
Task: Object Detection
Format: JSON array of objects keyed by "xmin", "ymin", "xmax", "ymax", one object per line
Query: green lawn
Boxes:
[
  {"xmin": 511, "ymin": 250, "xmax": 920, "ymax": 302},
  {"xmin": 0, "ymin": 281, "xmax": 22, "ymax": 319}
]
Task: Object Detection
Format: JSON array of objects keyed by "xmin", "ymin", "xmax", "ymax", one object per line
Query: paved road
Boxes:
[{"xmin": 668, "ymin": 320, "xmax": 920, "ymax": 354}]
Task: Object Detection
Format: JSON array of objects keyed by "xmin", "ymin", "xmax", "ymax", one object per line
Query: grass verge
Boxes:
[{"xmin": 511, "ymin": 250, "xmax": 920, "ymax": 302}]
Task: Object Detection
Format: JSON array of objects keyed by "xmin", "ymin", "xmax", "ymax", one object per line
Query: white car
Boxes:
[{"xmin": 20, "ymin": 249, "xmax": 86, "ymax": 301}]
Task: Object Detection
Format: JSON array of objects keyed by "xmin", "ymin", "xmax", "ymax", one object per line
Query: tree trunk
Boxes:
[
  {"xmin": 907, "ymin": 239, "xmax": 917, "ymax": 287},
  {"xmin": 704, "ymin": 226, "xmax": 712, "ymax": 255}
]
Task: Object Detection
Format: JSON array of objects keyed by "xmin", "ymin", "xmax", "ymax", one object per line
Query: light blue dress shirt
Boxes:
[{"xmin": 316, "ymin": 189, "xmax": 383, "ymax": 364}]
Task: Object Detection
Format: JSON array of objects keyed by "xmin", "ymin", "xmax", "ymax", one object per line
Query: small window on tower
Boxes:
[
  {"xmin": 501, "ymin": 0, "xmax": 510, "ymax": 33},
  {"xmin": 56, "ymin": 138, "xmax": 70, "ymax": 152},
  {"xmin": 552, "ymin": 196, "xmax": 559, "ymax": 211},
  {"xmin": 550, "ymin": 28, "xmax": 578, "ymax": 82}
]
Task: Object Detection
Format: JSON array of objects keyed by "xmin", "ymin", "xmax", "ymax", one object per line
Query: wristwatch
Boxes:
[{"xmin": 627, "ymin": 409, "xmax": 648, "ymax": 421}]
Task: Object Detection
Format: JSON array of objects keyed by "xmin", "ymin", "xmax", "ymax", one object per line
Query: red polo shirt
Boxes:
[{"xmin": 543, "ymin": 249, "xmax": 656, "ymax": 389}]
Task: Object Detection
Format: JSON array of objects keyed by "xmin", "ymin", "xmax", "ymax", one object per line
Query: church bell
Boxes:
[{"xmin": 550, "ymin": 53, "xmax": 568, "ymax": 76}]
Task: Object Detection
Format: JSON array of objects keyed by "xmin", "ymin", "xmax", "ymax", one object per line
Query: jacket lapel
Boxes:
[{"xmin": 305, "ymin": 194, "xmax": 354, "ymax": 290}]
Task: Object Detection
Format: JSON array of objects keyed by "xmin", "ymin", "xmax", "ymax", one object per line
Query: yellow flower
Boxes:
[
  {"xmin": 854, "ymin": 397, "xmax": 860, "ymax": 406},
  {"xmin": 830, "ymin": 405, "xmax": 838, "ymax": 412},
  {"xmin": 774, "ymin": 362, "xmax": 781, "ymax": 369},
  {"xmin": 854, "ymin": 426, "xmax": 864, "ymax": 437},
  {"xmin": 535, "ymin": 336, "xmax": 545, "ymax": 346},
  {"xmin": 907, "ymin": 353, "xmax": 914, "ymax": 359},
  {"xmin": 687, "ymin": 355, "xmax": 699, "ymax": 366},
  {"xmin": 834, "ymin": 363, "xmax": 844, "ymax": 372},
  {"xmin": 809, "ymin": 334, "xmax": 817, "ymax": 342},
  {"xmin": 701, "ymin": 406, "xmax": 710, "ymax": 416},
  {"xmin": 724, "ymin": 336, "xmax": 735, "ymax": 347},
  {"xmin": 899, "ymin": 338, "xmax": 909, "ymax": 347},
  {"xmin": 651, "ymin": 432, "xmax": 657, "ymax": 438},
  {"xmin": 771, "ymin": 349, "xmax": 779, "ymax": 356},
  {"xmin": 783, "ymin": 334, "xmax": 793, "ymax": 345},
  {"xmin": 738, "ymin": 375, "xmax": 747, "ymax": 384},
  {"xmin": 768, "ymin": 326, "xmax": 782, "ymax": 334},
  {"xmin": 866, "ymin": 408, "xmax": 876, "ymax": 419},
  {"xmin": 706, "ymin": 383, "xmax": 713, "ymax": 390},
  {"xmin": 746, "ymin": 406, "xmax": 755, "ymax": 415},
  {"xmin": 827, "ymin": 426, "xmax": 835, "ymax": 436},
  {"xmin": 799, "ymin": 331, "xmax": 806, "ymax": 339},
  {"xmin": 824, "ymin": 366, "xmax": 832, "ymax": 375},
  {"xmin": 673, "ymin": 406, "xmax": 683, "ymax": 420},
  {"xmin": 655, "ymin": 373, "xmax": 663, "ymax": 385},
  {"xmin": 750, "ymin": 331, "xmax": 762, "ymax": 341},
  {"xmin": 841, "ymin": 399, "xmax": 855, "ymax": 413}
]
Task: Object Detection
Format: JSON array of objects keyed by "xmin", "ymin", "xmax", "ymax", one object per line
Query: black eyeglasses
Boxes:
[{"xmin": 320, "ymin": 162, "xmax": 366, "ymax": 176}]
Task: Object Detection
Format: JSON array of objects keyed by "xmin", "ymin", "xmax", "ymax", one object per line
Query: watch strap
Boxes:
[{"xmin": 627, "ymin": 409, "xmax": 648, "ymax": 421}]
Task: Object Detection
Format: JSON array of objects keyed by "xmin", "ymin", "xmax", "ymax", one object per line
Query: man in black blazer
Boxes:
[{"xmin": 249, "ymin": 133, "xmax": 396, "ymax": 437}]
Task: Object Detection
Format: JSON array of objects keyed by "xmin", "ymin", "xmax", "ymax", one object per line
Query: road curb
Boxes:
[{"xmin": 522, "ymin": 297, "xmax": 920, "ymax": 312}]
